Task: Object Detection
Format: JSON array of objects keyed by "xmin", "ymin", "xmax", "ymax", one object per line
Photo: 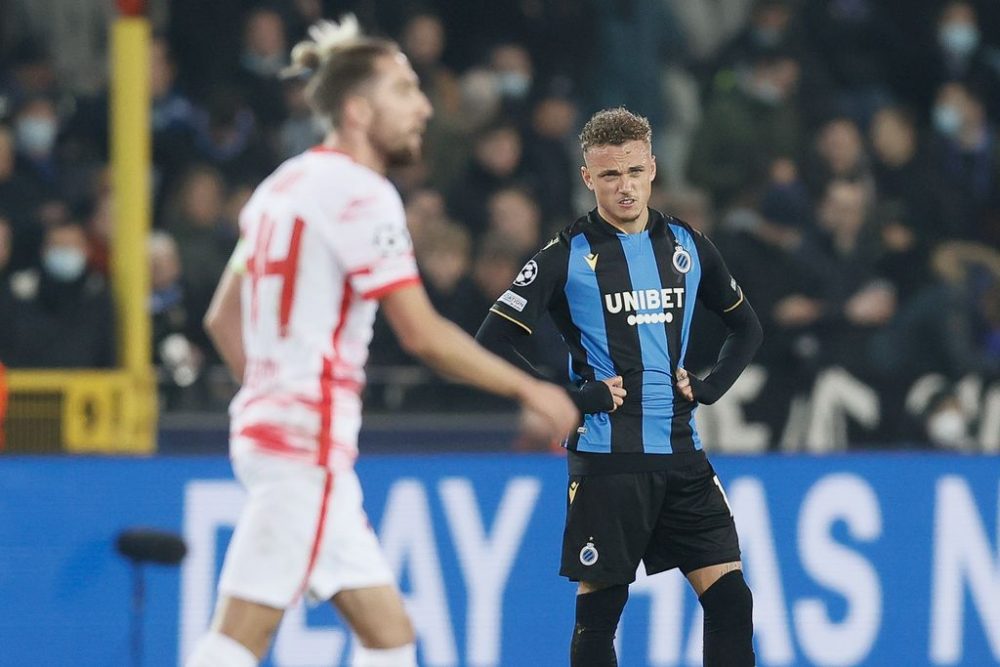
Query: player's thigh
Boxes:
[
  {"xmin": 332, "ymin": 584, "xmax": 414, "ymax": 648},
  {"xmin": 211, "ymin": 595, "xmax": 285, "ymax": 659},
  {"xmin": 307, "ymin": 467, "xmax": 396, "ymax": 603},
  {"xmin": 560, "ymin": 472, "xmax": 662, "ymax": 585},
  {"xmin": 219, "ymin": 453, "xmax": 329, "ymax": 609},
  {"xmin": 645, "ymin": 460, "xmax": 740, "ymax": 577},
  {"xmin": 686, "ymin": 560, "xmax": 743, "ymax": 597}
]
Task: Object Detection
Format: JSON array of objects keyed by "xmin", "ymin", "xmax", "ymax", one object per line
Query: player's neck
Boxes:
[
  {"xmin": 320, "ymin": 133, "xmax": 386, "ymax": 175},
  {"xmin": 598, "ymin": 206, "xmax": 649, "ymax": 235}
]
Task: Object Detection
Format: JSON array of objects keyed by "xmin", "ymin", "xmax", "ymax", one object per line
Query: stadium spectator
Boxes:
[
  {"xmin": 924, "ymin": 1, "xmax": 1000, "ymax": 122},
  {"xmin": 236, "ymin": 7, "xmax": 289, "ymax": 129},
  {"xmin": 485, "ymin": 186, "xmax": 543, "ymax": 261},
  {"xmin": 520, "ymin": 87, "xmax": 579, "ymax": 223},
  {"xmin": 798, "ymin": 179, "xmax": 896, "ymax": 377},
  {"xmin": 928, "ymin": 80, "xmax": 1000, "ymax": 243},
  {"xmin": 189, "ymin": 86, "xmax": 275, "ymax": 187},
  {"xmin": 869, "ymin": 105, "xmax": 942, "ymax": 246},
  {"xmin": 447, "ymin": 122, "xmax": 526, "ymax": 237},
  {"xmin": 0, "ymin": 219, "xmax": 115, "ymax": 368},
  {"xmin": 689, "ymin": 49, "xmax": 803, "ymax": 208},
  {"xmin": 149, "ymin": 35, "xmax": 197, "ymax": 210},
  {"xmin": 164, "ymin": 165, "xmax": 234, "ymax": 360},
  {"xmin": 149, "ymin": 230, "xmax": 203, "ymax": 406},
  {"xmin": 803, "ymin": 116, "xmax": 874, "ymax": 198},
  {"xmin": 801, "ymin": 0, "xmax": 900, "ymax": 122}
]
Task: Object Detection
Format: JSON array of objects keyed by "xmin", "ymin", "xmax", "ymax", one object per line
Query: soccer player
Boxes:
[
  {"xmin": 476, "ymin": 107, "xmax": 763, "ymax": 666},
  {"xmin": 185, "ymin": 17, "xmax": 579, "ymax": 667}
]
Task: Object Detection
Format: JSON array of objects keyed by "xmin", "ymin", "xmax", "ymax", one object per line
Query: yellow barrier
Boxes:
[{"xmin": 4, "ymin": 370, "xmax": 156, "ymax": 454}]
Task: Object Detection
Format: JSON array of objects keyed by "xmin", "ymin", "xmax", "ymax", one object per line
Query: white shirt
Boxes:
[{"xmin": 228, "ymin": 147, "xmax": 420, "ymax": 469}]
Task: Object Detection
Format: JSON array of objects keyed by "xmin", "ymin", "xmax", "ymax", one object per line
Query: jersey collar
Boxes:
[{"xmin": 587, "ymin": 207, "xmax": 668, "ymax": 237}]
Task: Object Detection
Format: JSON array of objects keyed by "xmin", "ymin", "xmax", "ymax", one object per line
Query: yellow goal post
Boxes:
[{"xmin": 3, "ymin": 4, "xmax": 156, "ymax": 454}]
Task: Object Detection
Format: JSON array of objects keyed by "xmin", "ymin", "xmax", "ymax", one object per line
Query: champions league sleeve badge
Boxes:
[
  {"xmin": 514, "ymin": 259, "xmax": 539, "ymax": 286},
  {"xmin": 672, "ymin": 245, "xmax": 692, "ymax": 274},
  {"xmin": 579, "ymin": 540, "xmax": 599, "ymax": 566}
]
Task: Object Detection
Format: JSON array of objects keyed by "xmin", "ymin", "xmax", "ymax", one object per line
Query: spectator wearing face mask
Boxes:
[
  {"xmin": 0, "ymin": 219, "xmax": 115, "ymax": 368},
  {"xmin": 925, "ymin": 1, "xmax": 1000, "ymax": 123},
  {"xmin": 928, "ymin": 80, "xmax": 1000, "ymax": 243},
  {"xmin": 11, "ymin": 96, "xmax": 62, "ymax": 196}
]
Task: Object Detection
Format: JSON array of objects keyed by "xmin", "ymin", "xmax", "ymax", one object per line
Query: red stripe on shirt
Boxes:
[
  {"xmin": 237, "ymin": 423, "xmax": 311, "ymax": 456},
  {"xmin": 361, "ymin": 275, "xmax": 422, "ymax": 301}
]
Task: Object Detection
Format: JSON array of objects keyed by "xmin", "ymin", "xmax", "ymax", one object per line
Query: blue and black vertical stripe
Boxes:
[{"xmin": 560, "ymin": 211, "xmax": 703, "ymax": 456}]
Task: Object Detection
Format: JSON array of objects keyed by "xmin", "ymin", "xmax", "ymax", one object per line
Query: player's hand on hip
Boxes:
[
  {"xmin": 520, "ymin": 380, "xmax": 580, "ymax": 440},
  {"xmin": 603, "ymin": 376, "xmax": 627, "ymax": 412},
  {"xmin": 675, "ymin": 367, "xmax": 694, "ymax": 402}
]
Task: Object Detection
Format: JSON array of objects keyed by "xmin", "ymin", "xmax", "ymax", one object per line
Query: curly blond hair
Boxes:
[{"xmin": 579, "ymin": 107, "xmax": 652, "ymax": 153}]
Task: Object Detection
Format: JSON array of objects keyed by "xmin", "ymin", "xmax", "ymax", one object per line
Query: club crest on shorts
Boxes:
[
  {"xmin": 579, "ymin": 541, "xmax": 599, "ymax": 566},
  {"xmin": 672, "ymin": 246, "xmax": 692, "ymax": 274},
  {"xmin": 514, "ymin": 260, "xmax": 538, "ymax": 286}
]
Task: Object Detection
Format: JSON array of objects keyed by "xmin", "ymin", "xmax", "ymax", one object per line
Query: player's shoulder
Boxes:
[
  {"xmin": 664, "ymin": 212, "xmax": 720, "ymax": 250},
  {"xmin": 533, "ymin": 216, "xmax": 586, "ymax": 259},
  {"xmin": 662, "ymin": 212, "xmax": 699, "ymax": 238},
  {"xmin": 304, "ymin": 148, "xmax": 393, "ymax": 190}
]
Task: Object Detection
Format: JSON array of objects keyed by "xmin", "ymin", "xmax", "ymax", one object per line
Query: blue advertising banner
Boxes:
[{"xmin": 0, "ymin": 454, "xmax": 998, "ymax": 666}]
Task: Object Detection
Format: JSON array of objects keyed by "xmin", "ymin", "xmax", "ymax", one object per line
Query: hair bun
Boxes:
[
  {"xmin": 290, "ymin": 42, "xmax": 321, "ymax": 71},
  {"xmin": 282, "ymin": 14, "xmax": 362, "ymax": 79}
]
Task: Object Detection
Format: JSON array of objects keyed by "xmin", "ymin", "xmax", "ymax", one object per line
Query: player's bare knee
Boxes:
[{"xmin": 213, "ymin": 598, "xmax": 283, "ymax": 658}]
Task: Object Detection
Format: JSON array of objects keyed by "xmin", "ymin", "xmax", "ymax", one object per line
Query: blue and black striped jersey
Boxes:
[{"xmin": 489, "ymin": 208, "xmax": 745, "ymax": 464}]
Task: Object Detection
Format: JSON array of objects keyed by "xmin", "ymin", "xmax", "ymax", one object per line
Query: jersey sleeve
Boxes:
[
  {"xmin": 318, "ymin": 180, "xmax": 421, "ymax": 300},
  {"xmin": 694, "ymin": 230, "xmax": 745, "ymax": 315},
  {"xmin": 487, "ymin": 237, "xmax": 567, "ymax": 334}
]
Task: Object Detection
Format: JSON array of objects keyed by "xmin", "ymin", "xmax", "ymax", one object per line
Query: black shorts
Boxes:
[{"xmin": 559, "ymin": 459, "xmax": 740, "ymax": 584}]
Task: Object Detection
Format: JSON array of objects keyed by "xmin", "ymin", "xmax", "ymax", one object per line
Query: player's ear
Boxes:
[
  {"xmin": 580, "ymin": 165, "xmax": 594, "ymax": 191},
  {"xmin": 343, "ymin": 94, "xmax": 374, "ymax": 128},
  {"xmin": 649, "ymin": 153, "xmax": 657, "ymax": 182}
]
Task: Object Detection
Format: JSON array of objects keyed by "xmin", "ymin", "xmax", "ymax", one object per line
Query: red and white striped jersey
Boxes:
[{"xmin": 228, "ymin": 147, "xmax": 420, "ymax": 469}]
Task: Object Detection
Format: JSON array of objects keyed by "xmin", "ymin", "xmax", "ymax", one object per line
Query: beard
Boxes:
[
  {"xmin": 371, "ymin": 117, "xmax": 422, "ymax": 167},
  {"xmin": 384, "ymin": 141, "xmax": 420, "ymax": 168}
]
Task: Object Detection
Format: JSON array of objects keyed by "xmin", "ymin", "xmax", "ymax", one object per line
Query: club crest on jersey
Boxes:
[
  {"xmin": 514, "ymin": 260, "xmax": 538, "ymax": 286},
  {"xmin": 672, "ymin": 245, "xmax": 692, "ymax": 274},
  {"xmin": 579, "ymin": 541, "xmax": 599, "ymax": 566}
]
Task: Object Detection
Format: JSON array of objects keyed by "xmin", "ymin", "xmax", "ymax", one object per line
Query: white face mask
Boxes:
[
  {"xmin": 43, "ymin": 247, "xmax": 87, "ymax": 282},
  {"xmin": 495, "ymin": 71, "xmax": 531, "ymax": 99},
  {"xmin": 933, "ymin": 103, "xmax": 963, "ymax": 137},
  {"xmin": 15, "ymin": 116, "xmax": 58, "ymax": 156},
  {"xmin": 938, "ymin": 23, "xmax": 980, "ymax": 57}
]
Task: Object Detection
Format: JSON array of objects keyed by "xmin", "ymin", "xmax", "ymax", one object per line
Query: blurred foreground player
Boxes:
[
  {"xmin": 477, "ymin": 107, "xmax": 762, "ymax": 666},
  {"xmin": 185, "ymin": 16, "xmax": 578, "ymax": 667}
]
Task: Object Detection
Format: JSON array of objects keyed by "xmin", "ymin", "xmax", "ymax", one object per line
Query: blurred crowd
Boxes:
[{"xmin": 0, "ymin": 0, "xmax": 998, "ymax": 449}]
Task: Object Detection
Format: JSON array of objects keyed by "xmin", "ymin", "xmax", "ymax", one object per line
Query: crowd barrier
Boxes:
[{"xmin": 1, "ymin": 453, "xmax": 998, "ymax": 666}]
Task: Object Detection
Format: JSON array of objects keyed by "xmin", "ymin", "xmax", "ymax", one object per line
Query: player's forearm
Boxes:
[
  {"xmin": 690, "ymin": 299, "xmax": 762, "ymax": 405},
  {"xmin": 209, "ymin": 329, "xmax": 246, "ymax": 383},
  {"xmin": 204, "ymin": 268, "xmax": 246, "ymax": 382},
  {"xmin": 476, "ymin": 313, "xmax": 613, "ymax": 413},
  {"xmin": 475, "ymin": 313, "xmax": 545, "ymax": 379}
]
